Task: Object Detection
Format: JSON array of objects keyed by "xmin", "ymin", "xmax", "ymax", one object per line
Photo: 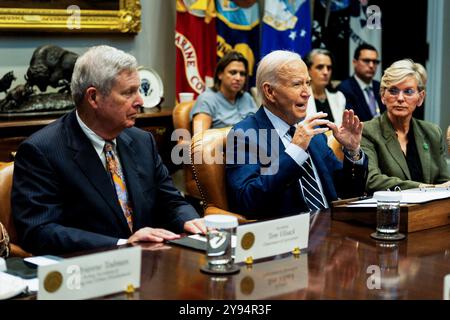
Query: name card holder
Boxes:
[
  {"xmin": 235, "ymin": 213, "xmax": 310, "ymax": 264},
  {"xmin": 38, "ymin": 246, "xmax": 141, "ymax": 300}
]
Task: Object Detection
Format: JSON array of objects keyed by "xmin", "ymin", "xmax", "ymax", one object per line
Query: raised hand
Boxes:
[
  {"xmin": 291, "ymin": 112, "xmax": 330, "ymax": 150},
  {"xmin": 327, "ymin": 109, "xmax": 363, "ymax": 152}
]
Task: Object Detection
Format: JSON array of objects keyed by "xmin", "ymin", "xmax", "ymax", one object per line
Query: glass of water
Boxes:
[
  {"xmin": 200, "ymin": 215, "xmax": 240, "ymax": 275},
  {"xmin": 371, "ymin": 191, "xmax": 405, "ymax": 240}
]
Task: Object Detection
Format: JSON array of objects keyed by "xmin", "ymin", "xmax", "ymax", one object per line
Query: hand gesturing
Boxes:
[
  {"xmin": 327, "ymin": 109, "xmax": 363, "ymax": 152},
  {"xmin": 291, "ymin": 112, "xmax": 330, "ymax": 150}
]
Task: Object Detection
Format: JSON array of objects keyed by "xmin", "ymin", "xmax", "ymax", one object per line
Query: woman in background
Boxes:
[
  {"xmin": 361, "ymin": 59, "xmax": 450, "ymax": 193},
  {"xmin": 305, "ymin": 48, "xmax": 346, "ymax": 126},
  {"xmin": 190, "ymin": 51, "xmax": 257, "ymax": 135}
]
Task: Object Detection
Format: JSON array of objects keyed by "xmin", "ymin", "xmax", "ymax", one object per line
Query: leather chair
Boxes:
[
  {"xmin": 326, "ymin": 133, "xmax": 344, "ymax": 161},
  {"xmin": 172, "ymin": 100, "xmax": 202, "ymax": 199},
  {"xmin": 0, "ymin": 162, "xmax": 31, "ymax": 257},
  {"xmin": 190, "ymin": 128, "xmax": 253, "ymax": 223}
]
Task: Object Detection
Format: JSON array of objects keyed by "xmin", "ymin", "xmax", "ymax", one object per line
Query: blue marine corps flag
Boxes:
[
  {"xmin": 261, "ymin": 0, "xmax": 311, "ymax": 58},
  {"xmin": 216, "ymin": 0, "xmax": 260, "ymax": 87}
]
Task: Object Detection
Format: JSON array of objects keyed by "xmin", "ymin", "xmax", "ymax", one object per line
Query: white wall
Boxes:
[
  {"xmin": 0, "ymin": 0, "xmax": 177, "ymax": 106},
  {"xmin": 426, "ymin": 0, "xmax": 450, "ymax": 133}
]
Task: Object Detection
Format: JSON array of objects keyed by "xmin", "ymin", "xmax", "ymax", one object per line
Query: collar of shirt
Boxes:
[
  {"xmin": 262, "ymin": 107, "xmax": 328, "ymax": 208},
  {"xmin": 76, "ymin": 110, "xmax": 117, "ymax": 166},
  {"xmin": 263, "ymin": 106, "xmax": 299, "ymax": 147},
  {"xmin": 354, "ymin": 74, "xmax": 373, "ymax": 92}
]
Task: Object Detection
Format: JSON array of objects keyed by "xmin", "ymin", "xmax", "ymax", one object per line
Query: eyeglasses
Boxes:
[
  {"xmin": 359, "ymin": 58, "xmax": 380, "ymax": 65},
  {"xmin": 386, "ymin": 87, "xmax": 420, "ymax": 97}
]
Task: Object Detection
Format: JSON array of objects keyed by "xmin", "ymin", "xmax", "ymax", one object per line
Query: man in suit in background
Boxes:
[
  {"xmin": 12, "ymin": 45, "xmax": 205, "ymax": 255},
  {"xmin": 337, "ymin": 43, "xmax": 385, "ymax": 121},
  {"xmin": 226, "ymin": 50, "xmax": 368, "ymax": 219}
]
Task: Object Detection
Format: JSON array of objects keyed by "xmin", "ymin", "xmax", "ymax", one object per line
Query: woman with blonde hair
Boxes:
[{"xmin": 361, "ymin": 59, "xmax": 450, "ymax": 193}]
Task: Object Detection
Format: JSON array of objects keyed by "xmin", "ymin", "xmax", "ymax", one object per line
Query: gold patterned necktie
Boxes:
[{"xmin": 104, "ymin": 141, "xmax": 133, "ymax": 232}]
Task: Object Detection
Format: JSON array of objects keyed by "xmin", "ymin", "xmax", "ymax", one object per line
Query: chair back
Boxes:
[
  {"xmin": 0, "ymin": 162, "xmax": 31, "ymax": 257},
  {"xmin": 173, "ymin": 100, "xmax": 195, "ymax": 134},
  {"xmin": 191, "ymin": 128, "xmax": 231, "ymax": 211},
  {"xmin": 326, "ymin": 132, "xmax": 344, "ymax": 161},
  {"xmin": 172, "ymin": 100, "xmax": 201, "ymax": 198}
]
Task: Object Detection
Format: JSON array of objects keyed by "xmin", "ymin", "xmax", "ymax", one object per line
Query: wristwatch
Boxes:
[{"xmin": 344, "ymin": 148, "xmax": 362, "ymax": 161}]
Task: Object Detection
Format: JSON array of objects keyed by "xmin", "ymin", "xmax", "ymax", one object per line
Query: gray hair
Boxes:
[
  {"xmin": 71, "ymin": 45, "xmax": 138, "ymax": 106},
  {"xmin": 380, "ymin": 59, "xmax": 427, "ymax": 94},
  {"xmin": 304, "ymin": 48, "xmax": 334, "ymax": 69},
  {"xmin": 256, "ymin": 50, "xmax": 303, "ymax": 104}
]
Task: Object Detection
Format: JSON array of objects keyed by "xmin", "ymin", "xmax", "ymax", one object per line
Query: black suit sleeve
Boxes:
[
  {"xmin": 335, "ymin": 153, "xmax": 369, "ymax": 199},
  {"xmin": 148, "ymin": 133, "xmax": 199, "ymax": 233},
  {"xmin": 337, "ymin": 83, "xmax": 356, "ymax": 110}
]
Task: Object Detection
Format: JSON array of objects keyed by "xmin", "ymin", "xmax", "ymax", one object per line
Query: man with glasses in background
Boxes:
[{"xmin": 338, "ymin": 43, "xmax": 385, "ymax": 121}]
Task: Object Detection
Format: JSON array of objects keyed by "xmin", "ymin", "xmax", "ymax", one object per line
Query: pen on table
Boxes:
[{"xmin": 332, "ymin": 195, "xmax": 371, "ymax": 206}]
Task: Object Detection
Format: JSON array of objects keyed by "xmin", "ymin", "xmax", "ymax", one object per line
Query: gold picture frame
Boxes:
[{"xmin": 0, "ymin": 0, "xmax": 141, "ymax": 33}]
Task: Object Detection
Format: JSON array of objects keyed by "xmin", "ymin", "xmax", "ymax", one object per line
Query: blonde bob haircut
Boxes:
[{"xmin": 380, "ymin": 59, "xmax": 427, "ymax": 95}]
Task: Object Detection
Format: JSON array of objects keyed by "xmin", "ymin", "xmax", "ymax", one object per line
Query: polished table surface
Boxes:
[{"xmin": 107, "ymin": 210, "xmax": 450, "ymax": 300}]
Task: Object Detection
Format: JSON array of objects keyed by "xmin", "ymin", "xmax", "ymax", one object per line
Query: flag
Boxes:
[
  {"xmin": 216, "ymin": 0, "xmax": 260, "ymax": 87},
  {"xmin": 311, "ymin": 0, "xmax": 353, "ymax": 80},
  {"xmin": 261, "ymin": 0, "xmax": 311, "ymax": 58},
  {"xmin": 349, "ymin": 0, "xmax": 382, "ymax": 80},
  {"xmin": 175, "ymin": 0, "xmax": 217, "ymax": 101}
]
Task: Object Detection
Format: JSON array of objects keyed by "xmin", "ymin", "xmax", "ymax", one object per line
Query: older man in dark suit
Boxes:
[
  {"xmin": 337, "ymin": 43, "xmax": 385, "ymax": 121},
  {"xmin": 226, "ymin": 50, "xmax": 368, "ymax": 219},
  {"xmin": 12, "ymin": 45, "xmax": 205, "ymax": 255}
]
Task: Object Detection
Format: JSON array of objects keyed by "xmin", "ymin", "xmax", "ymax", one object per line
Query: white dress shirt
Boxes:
[
  {"xmin": 263, "ymin": 107, "xmax": 329, "ymax": 208},
  {"xmin": 76, "ymin": 111, "xmax": 128, "ymax": 245}
]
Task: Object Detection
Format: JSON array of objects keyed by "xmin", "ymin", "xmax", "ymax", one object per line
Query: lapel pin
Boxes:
[{"xmin": 423, "ymin": 142, "xmax": 429, "ymax": 151}]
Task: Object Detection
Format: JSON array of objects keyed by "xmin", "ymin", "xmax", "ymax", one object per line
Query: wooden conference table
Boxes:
[{"xmin": 103, "ymin": 209, "xmax": 450, "ymax": 300}]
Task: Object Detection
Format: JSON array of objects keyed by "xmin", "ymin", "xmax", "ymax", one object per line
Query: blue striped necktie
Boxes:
[{"xmin": 288, "ymin": 126, "xmax": 326, "ymax": 211}]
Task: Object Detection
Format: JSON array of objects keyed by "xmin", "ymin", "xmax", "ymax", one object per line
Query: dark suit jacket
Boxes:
[
  {"xmin": 337, "ymin": 76, "xmax": 385, "ymax": 121},
  {"xmin": 225, "ymin": 107, "xmax": 368, "ymax": 219},
  {"xmin": 361, "ymin": 112, "xmax": 450, "ymax": 193},
  {"xmin": 12, "ymin": 111, "xmax": 199, "ymax": 255}
]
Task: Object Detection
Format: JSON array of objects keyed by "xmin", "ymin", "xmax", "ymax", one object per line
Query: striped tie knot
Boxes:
[{"xmin": 288, "ymin": 125, "xmax": 297, "ymax": 138}]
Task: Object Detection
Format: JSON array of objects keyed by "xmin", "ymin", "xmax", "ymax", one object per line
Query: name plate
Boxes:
[
  {"xmin": 235, "ymin": 213, "xmax": 310, "ymax": 263},
  {"xmin": 38, "ymin": 246, "xmax": 141, "ymax": 300},
  {"xmin": 235, "ymin": 255, "xmax": 308, "ymax": 299}
]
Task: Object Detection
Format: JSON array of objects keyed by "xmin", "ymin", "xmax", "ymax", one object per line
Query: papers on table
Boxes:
[
  {"xmin": 347, "ymin": 188, "xmax": 450, "ymax": 207},
  {"xmin": 0, "ymin": 271, "xmax": 28, "ymax": 300},
  {"xmin": 24, "ymin": 255, "xmax": 61, "ymax": 267}
]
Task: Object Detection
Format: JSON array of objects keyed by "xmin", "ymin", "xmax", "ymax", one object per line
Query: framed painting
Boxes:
[{"xmin": 0, "ymin": 0, "xmax": 141, "ymax": 33}]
